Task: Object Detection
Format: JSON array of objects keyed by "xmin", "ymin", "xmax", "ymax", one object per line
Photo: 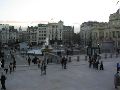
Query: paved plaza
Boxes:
[{"xmin": 1, "ymin": 51, "xmax": 120, "ymax": 90}]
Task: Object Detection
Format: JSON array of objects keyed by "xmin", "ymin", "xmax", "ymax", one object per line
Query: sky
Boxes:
[{"xmin": 0, "ymin": 0, "xmax": 119, "ymax": 32}]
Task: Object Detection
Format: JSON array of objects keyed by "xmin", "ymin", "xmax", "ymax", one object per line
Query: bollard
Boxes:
[
  {"xmin": 69, "ymin": 57, "xmax": 71, "ymax": 62},
  {"xmin": 77, "ymin": 56, "xmax": 79, "ymax": 62}
]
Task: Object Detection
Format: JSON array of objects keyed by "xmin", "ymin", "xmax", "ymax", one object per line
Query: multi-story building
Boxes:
[
  {"xmin": 27, "ymin": 20, "xmax": 74, "ymax": 45},
  {"xmin": 48, "ymin": 20, "xmax": 63, "ymax": 44},
  {"xmin": 8, "ymin": 26, "xmax": 18, "ymax": 44},
  {"xmin": 18, "ymin": 26, "xmax": 29, "ymax": 43},
  {"xmin": 0, "ymin": 24, "xmax": 9, "ymax": 44},
  {"xmin": 80, "ymin": 9, "xmax": 120, "ymax": 52},
  {"xmin": 37, "ymin": 24, "xmax": 47, "ymax": 45},
  {"xmin": 63, "ymin": 26, "xmax": 74, "ymax": 44},
  {"xmin": 27, "ymin": 26, "xmax": 38, "ymax": 45},
  {"xmin": 27, "ymin": 24, "xmax": 47, "ymax": 45},
  {"xmin": 0, "ymin": 24, "xmax": 19, "ymax": 45}
]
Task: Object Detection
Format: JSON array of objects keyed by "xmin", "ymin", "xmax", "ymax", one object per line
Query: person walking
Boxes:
[
  {"xmin": 27, "ymin": 57, "xmax": 31, "ymax": 66},
  {"xmin": 9, "ymin": 63, "xmax": 13, "ymax": 74},
  {"xmin": 43, "ymin": 64, "xmax": 47, "ymax": 75},
  {"xmin": 61, "ymin": 57, "xmax": 65, "ymax": 69},
  {"xmin": 0, "ymin": 73, "xmax": 6, "ymax": 90},
  {"xmin": 117, "ymin": 63, "xmax": 120, "ymax": 72},
  {"xmin": 96, "ymin": 60, "xmax": 99, "ymax": 70},
  {"xmin": 100, "ymin": 61, "xmax": 104, "ymax": 70},
  {"xmin": 92, "ymin": 60, "xmax": 96, "ymax": 69},
  {"xmin": 89, "ymin": 59, "xmax": 93, "ymax": 68},
  {"xmin": 64, "ymin": 56, "xmax": 67, "ymax": 69},
  {"xmin": 1, "ymin": 58, "xmax": 5, "ymax": 68},
  {"xmin": 13, "ymin": 60, "xmax": 16, "ymax": 71},
  {"xmin": 40, "ymin": 65, "xmax": 44, "ymax": 75},
  {"xmin": 37, "ymin": 58, "xmax": 41, "ymax": 68},
  {"xmin": 114, "ymin": 71, "xmax": 120, "ymax": 89}
]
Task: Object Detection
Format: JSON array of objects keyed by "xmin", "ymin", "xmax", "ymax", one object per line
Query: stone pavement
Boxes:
[{"xmin": 1, "ymin": 57, "xmax": 119, "ymax": 90}]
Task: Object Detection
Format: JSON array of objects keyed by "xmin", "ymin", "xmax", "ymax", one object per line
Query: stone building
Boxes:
[
  {"xmin": 48, "ymin": 20, "xmax": 63, "ymax": 44},
  {"xmin": 8, "ymin": 26, "xmax": 18, "ymax": 45},
  {"xmin": 27, "ymin": 26, "xmax": 38, "ymax": 45},
  {"xmin": 0, "ymin": 24, "xmax": 18, "ymax": 45},
  {"xmin": 0, "ymin": 24, "xmax": 9, "ymax": 44},
  {"xmin": 27, "ymin": 20, "xmax": 74, "ymax": 45},
  {"xmin": 63, "ymin": 26, "xmax": 74, "ymax": 44},
  {"xmin": 37, "ymin": 24, "xmax": 47, "ymax": 45},
  {"xmin": 80, "ymin": 9, "xmax": 120, "ymax": 52}
]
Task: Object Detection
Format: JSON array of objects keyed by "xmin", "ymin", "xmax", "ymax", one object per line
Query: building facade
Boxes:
[
  {"xmin": 48, "ymin": 20, "xmax": 63, "ymax": 44},
  {"xmin": 63, "ymin": 26, "xmax": 74, "ymax": 44},
  {"xmin": 27, "ymin": 20, "xmax": 74, "ymax": 45},
  {"xmin": 80, "ymin": 9, "xmax": 120, "ymax": 52},
  {"xmin": 0, "ymin": 24, "xmax": 19, "ymax": 45},
  {"xmin": 0, "ymin": 24, "xmax": 9, "ymax": 44}
]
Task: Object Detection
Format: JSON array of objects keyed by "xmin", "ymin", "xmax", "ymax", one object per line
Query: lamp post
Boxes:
[{"xmin": 97, "ymin": 43, "xmax": 101, "ymax": 54}]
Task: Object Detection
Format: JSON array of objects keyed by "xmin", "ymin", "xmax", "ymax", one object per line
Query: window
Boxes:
[
  {"xmin": 106, "ymin": 32, "xmax": 108, "ymax": 37},
  {"xmin": 117, "ymin": 31, "xmax": 120, "ymax": 38},
  {"xmin": 112, "ymin": 31, "xmax": 116, "ymax": 38},
  {"xmin": 99, "ymin": 32, "xmax": 104, "ymax": 39},
  {"xmin": 52, "ymin": 26, "xmax": 54, "ymax": 28}
]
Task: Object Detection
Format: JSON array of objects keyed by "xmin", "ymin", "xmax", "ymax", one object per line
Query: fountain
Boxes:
[{"xmin": 41, "ymin": 37, "xmax": 53, "ymax": 52}]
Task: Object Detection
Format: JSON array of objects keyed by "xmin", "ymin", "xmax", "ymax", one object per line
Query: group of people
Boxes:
[
  {"xmin": 0, "ymin": 51, "xmax": 6, "ymax": 90},
  {"xmin": 27, "ymin": 56, "xmax": 47, "ymax": 75},
  {"xmin": 88, "ymin": 54, "xmax": 104, "ymax": 70},
  {"xmin": 0, "ymin": 50, "xmax": 17, "ymax": 90}
]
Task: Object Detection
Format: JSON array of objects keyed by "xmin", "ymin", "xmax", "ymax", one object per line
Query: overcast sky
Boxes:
[{"xmin": 0, "ymin": 0, "xmax": 119, "ymax": 32}]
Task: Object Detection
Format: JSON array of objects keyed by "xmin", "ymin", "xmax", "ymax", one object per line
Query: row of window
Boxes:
[
  {"xmin": 39, "ymin": 34, "xmax": 46, "ymax": 36},
  {"xmin": 91, "ymin": 31, "xmax": 120, "ymax": 38},
  {"xmin": 39, "ymin": 31, "xmax": 46, "ymax": 33},
  {"xmin": 52, "ymin": 25, "xmax": 58, "ymax": 28},
  {"xmin": 39, "ymin": 28, "xmax": 46, "ymax": 30},
  {"xmin": 39, "ymin": 38, "xmax": 46, "ymax": 40},
  {"xmin": 112, "ymin": 31, "xmax": 120, "ymax": 38}
]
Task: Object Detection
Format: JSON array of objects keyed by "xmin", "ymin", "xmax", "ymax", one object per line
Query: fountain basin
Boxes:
[{"xmin": 27, "ymin": 49, "xmax": 42, "ymax": 55}]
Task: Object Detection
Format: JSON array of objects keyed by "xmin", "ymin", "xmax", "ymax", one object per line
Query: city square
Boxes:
[
  {"xmin": 0, "ymin": 0, "xmax": 120, "ymax": 90},
  {"xmin": 0, "ymin": 49, "xmax": 119, "ymax": 90}
]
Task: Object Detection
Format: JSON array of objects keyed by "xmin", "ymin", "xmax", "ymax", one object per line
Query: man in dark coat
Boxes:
[
  {"xmin": 0, "ymin": 73, "xmax": 6, "ymax": 90},
  {"xmin": 96, "ymin": 60, "xmax": 99, "ymax": 70},
  {"xmin": 100, "ymin": 61, "xmax": 104, "ymax": 70},
  {"xmin": 27, "ymin": 57, "xmax": 31, "ymax": 66},
  {"xmin": 61, "ymin": 57, "xmax": 65, "ymax": 69},
  {"xmin": 13, "ymin": 60, "xmax": 16, "ymax": 71},
  {"xmin": 64, "ymin": 56, "xmax": 67, "ymax": 69}
]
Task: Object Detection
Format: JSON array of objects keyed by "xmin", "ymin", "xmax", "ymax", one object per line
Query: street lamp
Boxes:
[{"xmin": 97, "ymin": 43, "xmax": 101, "ymax": 54}]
